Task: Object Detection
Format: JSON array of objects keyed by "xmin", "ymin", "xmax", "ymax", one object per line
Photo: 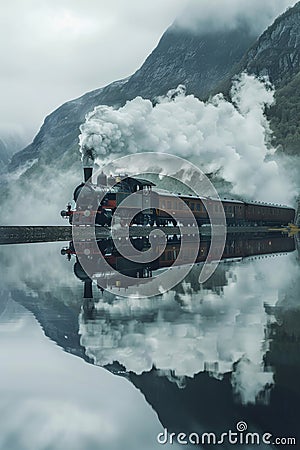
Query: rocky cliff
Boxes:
[
  {"xmin": 216, "ymin": 2, "xmax": 300, "ymax": 155},
  {"xmin": 241, "ymin": 3, "xmax": 300, "ymax": 87}
]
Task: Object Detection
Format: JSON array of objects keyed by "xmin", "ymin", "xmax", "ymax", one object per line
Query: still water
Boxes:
[{"xmin": 0, "ymin": 235, "xmax": 299, "ymax": 450}]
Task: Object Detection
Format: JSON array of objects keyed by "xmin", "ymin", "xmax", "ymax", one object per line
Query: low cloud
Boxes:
[{"xmin": 175, "ymin": 0, "xmax": 298, "ymax": 35}]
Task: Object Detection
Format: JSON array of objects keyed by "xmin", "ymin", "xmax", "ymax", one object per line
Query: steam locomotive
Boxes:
[{"xmin": 61, "ymin": 167, "xmax": 295, "ymax": 227}]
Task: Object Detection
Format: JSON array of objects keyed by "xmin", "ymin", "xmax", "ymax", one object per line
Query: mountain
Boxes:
[
  {"xmin": 269, "ymin": 72, "xmax": 300, "ymax": 154},
  {"xmin": 123, "ymin": 24, "xmax": 256, "ymax": 99},
  {"xmin": 240, "ymin": 3, "xmax": 300, "ymax": 87},
  {"xmin": 0, "ymin": 133, "xmax": 24, "ymax": 171},
  {"xmin": 8, "ymin": 25, "xmax": 256, "ymax": 173},
  {"xmin": 217, "ymin": 2, "xmax": 300, "ymax": 155},
  {"xmin": 0, "ymin": 139, "xmax": 11, "ymax": 168},
  {"xmin": 244, "ymin": 3, "xmax": 300, "ymax": 156}
]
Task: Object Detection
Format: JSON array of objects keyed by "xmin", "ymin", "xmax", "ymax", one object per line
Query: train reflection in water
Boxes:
[
  {"xmin": 6, "ymin": 234, "xmax": 299, "ymax": 446},
  {"xmin": 70, "ymin": 234, "xmax": 298, "ymax": 445},
  {"xmin": 61, "ymin": 233, "xmax": 295, "ymax": 300}
]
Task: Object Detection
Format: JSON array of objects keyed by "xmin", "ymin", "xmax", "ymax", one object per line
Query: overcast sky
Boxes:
[
  {"xmin": 0, "ymin": 0, "xmax": 298, "ymax": 146},
  {"xmin": 0, "ymin": 0, "xmax": 185, "ymax": 144}
]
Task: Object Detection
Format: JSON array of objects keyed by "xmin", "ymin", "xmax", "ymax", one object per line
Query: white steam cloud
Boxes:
[
  {"xmin": 1, "ymin": 165, "xmax": 81, "ymax": 225},
  {"xmin": 79, "ymin": 74, "xmax": 296, "ymax": 204},
  {"xmin": 80, "ymin": 254, "xmax": 297, "ymax": 405},
  {"xmin": 175, "ymin": 0, "xmax": 298, "ymax": 35}
]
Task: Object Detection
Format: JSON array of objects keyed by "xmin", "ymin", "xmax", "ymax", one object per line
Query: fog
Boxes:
[{"xmin": 176, "ymin": 0, "xmax": 298, "ymax": 35}]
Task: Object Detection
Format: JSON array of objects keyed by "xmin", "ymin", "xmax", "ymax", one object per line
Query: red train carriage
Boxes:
[
  {"xmin": 155, "ymin": 194, "xmax": 244, "ymax": 226},
  {"xmin": 61, "ymin": 171, "xmax": 295, "ymax": 227},
  {"xmin": 156, "ymin": 193, "xmax": 295, "ymax": 227},
  {"xmin": 244, "ymin": 202, "xmax": 294, "ymax": 226}
]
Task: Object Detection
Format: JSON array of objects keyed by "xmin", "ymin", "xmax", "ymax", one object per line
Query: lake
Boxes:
[{"xmin": 0, "ymin": 234, "xmax": 299, "ymax": 449}]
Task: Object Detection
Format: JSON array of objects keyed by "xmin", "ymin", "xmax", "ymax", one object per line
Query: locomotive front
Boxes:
[{"xmin": 61, "ymin": 166, "xmax": 158, "ymax": 226}]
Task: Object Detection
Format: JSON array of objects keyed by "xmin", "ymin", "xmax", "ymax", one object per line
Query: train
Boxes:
[
  {"xmin": 61, "ymin": 167, "xmax": 295, "ymax": 227},
  {"xmin": 61, "ymin": 233, "xmax": 296, "ymax": 294}
]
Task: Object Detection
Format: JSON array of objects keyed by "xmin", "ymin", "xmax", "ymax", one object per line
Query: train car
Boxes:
[
  {"xmin": 244, "ymin": 202, "xmax": 294, "ymax": 226},
  {"xmin": 156, "ymin": 194, "xmax": 246, "ymax": 226},
  {"xmin": 61, "ymin": 168, "xmax": 295, "ymax": 227}
]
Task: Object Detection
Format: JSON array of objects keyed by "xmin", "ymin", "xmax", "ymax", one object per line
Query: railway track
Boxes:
[{"xmin": 0, "ymin": 225, "xmax": 293, "ymax": 245}]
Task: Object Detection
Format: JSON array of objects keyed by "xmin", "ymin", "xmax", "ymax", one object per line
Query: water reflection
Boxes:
[
  {"xmin": 73, "ymin": 235, "xmax": 294, "ymax": 402},
  {"xmin": 0, "ymin": 233, "xmax": 299, "ymax": 448},
  {"xmin": 61, "ymin": 233, "xmax": 295, "ymax": 298}
]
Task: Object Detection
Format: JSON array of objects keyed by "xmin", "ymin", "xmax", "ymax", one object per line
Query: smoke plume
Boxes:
[{"xmin": 79, "ymin": 74, "xmax": 296, "ymax": 204}]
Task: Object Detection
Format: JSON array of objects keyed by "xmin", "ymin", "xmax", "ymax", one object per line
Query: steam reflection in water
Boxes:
[{"xmin": 0, "ymin": 237, "xmax": 299, "ymax": 449}]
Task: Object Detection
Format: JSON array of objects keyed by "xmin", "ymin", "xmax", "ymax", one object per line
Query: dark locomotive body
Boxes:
[{"xmin": 61, "ymin": 172, "xmax": 295, "ymax": 227}]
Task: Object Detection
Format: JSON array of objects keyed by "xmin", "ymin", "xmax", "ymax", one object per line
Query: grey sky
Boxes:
[
  {"xmin": 0, "ymin": 0, "xmax": 185, "ymax": 144},
  {"xmin": 0, "ymin": 0, "xmax": 297, "ymax": 146}
]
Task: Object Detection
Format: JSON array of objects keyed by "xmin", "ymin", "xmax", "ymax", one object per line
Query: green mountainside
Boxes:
[{"xmin": 268, "ymin": 72, "xmax": 300, "ymax": 154}]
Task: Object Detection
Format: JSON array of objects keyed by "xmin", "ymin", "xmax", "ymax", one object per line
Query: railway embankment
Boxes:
[{"xmin": 0, "ymin": 225, "xmax": 291, "ymax": 245}]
